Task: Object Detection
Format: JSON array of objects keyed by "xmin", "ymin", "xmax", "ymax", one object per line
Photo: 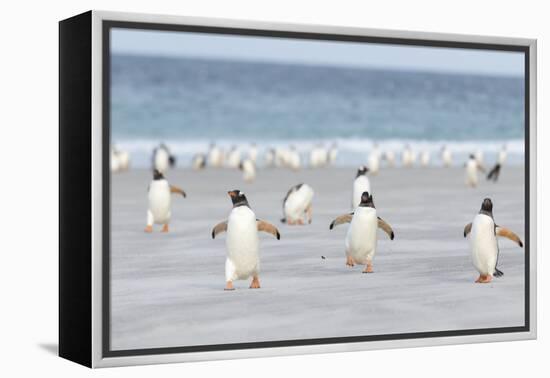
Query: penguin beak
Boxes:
[{"xmin": 228, "ymin": 191, "xmax": 236, "ymax": 198}]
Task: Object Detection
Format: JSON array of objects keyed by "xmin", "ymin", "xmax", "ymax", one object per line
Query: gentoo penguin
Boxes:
[
  {"xmin": 329, "ymin": 191, "xmax": 394, "ymax": 273},
  {"xmin": 487, "ymin": 163, "xmax": 502, "ymax": 182},
  {"xmin": 474, "ymin": 149, "xmax": 484, "ymax": 167},
  {"xmin": 368, "ymin": 145, "xmax": 381, "ymax": 175},
  {"xmin": 248, "ymin": 143, "xmax": 258, "ymax": 163},
  {"xmin": 152, "ymin": 143, "xmax": 176, "ymax": 173},
  {"xmin": 112, "ymin": 147, "xmax": 130, "ymax": 171},
  {"xmin": 402, "ymin": 145, "xmax": 413, "ymax": 168},
  {"xmin": 208, "ymin": 143, "xmax": 224, "ymax": 168},
  {"xmin": 264, "ymin": 148, "xmax": 276, "ymax": 167},
  {"xmin": 420, "ymin": 150, "xmax": 431, "ymax": 167},
  {"xmin": 441, "ymin": 145, "xmax": 453, "ymax": 167},
  {"xmin": 144, "ymin": 170, "xmax": 186, "ymax": 233},
  {"xmin": 239, "ymin": 158, "xmax": 256, "ymax": 183},
  {"xmin": 328, "ymin": 143, "xmax": 338, "ymax": 165},
  {"xmin": 281, "ymin": 183, "xmax": 314, "ymax": 225},
  {"xmin": 352, "ymin": 165, "xmax": 371, "ymax": 209},
  {"xmin": 287, "ymin": 146, "xmax": 301, "ymax": 171},
  {"xmin": 226, "ymin": 146, "xmax": 241, "ymax": 168},
  {"xmin": 383, "ymin": 150, "xmax": 396, "ymax": 167},
  {"xmin": 463, "ymin": 198, "xmax": 523, "ymax": 283},
  {"xmin": 465, "ymin": 154, "xmax": 485, "ymax": 187},
  {"xmin": 111, "ymin": 148, "xmax": 121, "ymax": 173},
  {"xmin": 191, "ymin": 153, "xmax": 206, "ymax": 170},
  {"xmin": 498, "ymin": 145, "xmax": 507, "ymax": 165},
  {"xmin": 211, "ymin": 190, "xmax": 280, "ymax": 290},
  {"xmin": 310, "ymin": 144, "xmax": 328, "ymax": 168}
]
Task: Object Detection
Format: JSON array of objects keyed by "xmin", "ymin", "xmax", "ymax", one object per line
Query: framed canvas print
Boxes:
[{"xmin": 59, "ymin": 10, "xmax": 537, "ymax": 368}]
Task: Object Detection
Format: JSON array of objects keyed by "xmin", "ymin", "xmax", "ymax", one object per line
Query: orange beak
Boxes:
[{"xmin": 228, "ymin": 191, "xmax": 236, "ymax": 198}]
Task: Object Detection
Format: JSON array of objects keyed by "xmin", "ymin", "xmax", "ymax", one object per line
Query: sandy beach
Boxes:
[{"xmin": 110, "ymin": 165, "xmax": 526, "ymax": 351}]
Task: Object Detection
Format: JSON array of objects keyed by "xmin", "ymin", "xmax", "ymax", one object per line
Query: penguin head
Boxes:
[
  {"xmin": 228, "ymin": 190, "xmax": 249, "ymax": 207},
  {"xmin": 480, "ymin": 198, "xmax": 493, "ymax": 213},
  {"xmin": 359, "ymin": 191, "xmax": 375, "ymax": 208},
  {"xmin": 356, "ymin": 165, "xmax": 369, "ymax": 177},
  {"xmin": 153, "ymin": 169, "xmax": 165, "ymax": 180},
  {"xmin": 469, "ymin": 154, "xmax": 475, "ymax": 160}
]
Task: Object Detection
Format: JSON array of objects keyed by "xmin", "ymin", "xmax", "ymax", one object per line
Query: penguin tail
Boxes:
[{"xmin": 280, "ymin": 217, "xmax": 287, "ymax": 223}]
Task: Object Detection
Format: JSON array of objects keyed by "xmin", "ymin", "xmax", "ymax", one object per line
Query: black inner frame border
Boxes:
[{"xmin": 102, "ymin": 20, "xmax": 531, "ymax": 358}]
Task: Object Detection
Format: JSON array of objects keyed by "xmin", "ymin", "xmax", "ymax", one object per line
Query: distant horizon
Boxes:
[
  {"xmin": 112, "ymin": 51, "xmax": 524, "ymax": 79},
  {"xmin": 111, "ymin": 28, "xmax": 524, "ymax": 78}
]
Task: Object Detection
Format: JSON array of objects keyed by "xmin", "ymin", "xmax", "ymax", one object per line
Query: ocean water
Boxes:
[{"xmin": 111, "ymin": 54, "xmax": 525, "ymax": 167}]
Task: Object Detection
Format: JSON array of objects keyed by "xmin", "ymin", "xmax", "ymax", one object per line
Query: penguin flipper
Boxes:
[
  {"xmin": 463, "ymin": 223, "xmax": 472, "ymax": 237},
  {"xmin": 170, "ymin": 185, "xmax": 187, "ymax": 198},
  {"xmin": 495, "ymin": 226, "xmax": 523, "ymax": 248},
  {"xmin": 257, "ymin": 220, "xmax": 281, "ymax": 240},
  {"xmin": 329, "ymin": 213, "xmax": 353, "ymax": 230},
  {"xmin": 377, "ymin": 217, "xmax": 395, "ymax": 240},
  {"xmin": 211, "ymin": 221, "xmax": 228, "ymax": 239}
]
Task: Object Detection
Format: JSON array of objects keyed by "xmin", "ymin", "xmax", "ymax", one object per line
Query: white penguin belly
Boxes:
[
  {"xmin": 466, "ymin": 161, "xmax": 478, "ymax": 185},
  {"xmin": 345, "ymin": 207, "xmax": 378, "ymax": 264},
  {"xmin": 368, "ymin": 154, "xmax": 379, "ymax": 174},
  {"xmin": 284, "ymin": 185, "xmax": 314, "ymax": 222},
  {"xmin": 148, "ymin": 181, "xmax": 171, "ymax": 224},
  {"xmin": 154, "ymin": 149, "xmax": 169, "ymax": 173},
  {"xmin": 226, "ymin": 206, "xmax": 260, "ymax": 281},
  {"xmin": 471, "ymin": 214, "xmax": 498, "ymax": 275},
  {"xmin": 352, "ymin": 176, "xmax": 371, "ymax": 209}
]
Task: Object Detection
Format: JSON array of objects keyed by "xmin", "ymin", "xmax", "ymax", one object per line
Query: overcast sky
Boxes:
[{"xmin": 111, "ymin": 28, "xmax": 524, "ymax": 77}]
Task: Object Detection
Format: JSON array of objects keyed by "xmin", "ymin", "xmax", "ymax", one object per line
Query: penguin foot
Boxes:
[
  {"xmin": 346, "ymin": 256, "xmax": 355, "ymax": 267},
  {"xmin": 224, "ymin": 281, "xmax": 235, "ymax": 291},
  {"xmin": 475, "ymin": 275, "xmax": 492, "ymax": 283},
  {"xmin": 249, "ymin": 276, "xmax": 261, "ymax": 289},
  {"xmin": 144, "ymin": 225, "xmax": 153, "ymax": 233},
  {"xmin": 362, "ymin": 264, "xmax": 374, "ymax": 274},
  {"xmin": 297, "ymin": 219, "xmax": 305, "ymax": 225},
  {"xmin": 161, "ymin": 224, "xmax": 169, "ymax": 233}
]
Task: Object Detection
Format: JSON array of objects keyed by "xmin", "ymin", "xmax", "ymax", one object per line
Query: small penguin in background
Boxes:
[
  {"xmin": 281, "ymin": 183, "xmax": 314, "ymax": 225},
  {"xmin": 144, "ymin": 170, "xmax": 186, "ymax": 233},
  {"xmin": 328, "ymin": 143, "xmax": 338, "ymax": 165},
  {"xmin": 191, "ymin": 153, "xmax": 206, "ymax": 170},
  {"xmin": 153, "ymin": 143, "xmax": 176, "ymax": 173},
  {"xmin": 111, "ymin": 148, "xmax": 121, "ymax": 173},
  {"xmin": 402, "ymin": 144, "xmax": 413, "ymax": 168},
  {"xmin": 226, "ymin": 146, "xmax": 241, "ymax": 169},
  {"xmin": 464, "ymin": 198, "xmax": 523, "ymax": 283},
  {"xmin": 310, "ymin": 144, "xmax": 328, "ymax": 168},
  {"xmin": 441, "ymin": 145, "xmax": 453, "ymax": 167},
  {"xmin": 264, "ymin": 148, "xmax": 276, "ymax": 167},
  {"xmin": 248, "ymin": 143, "xmax": 258, "ymax": 163},
  {"xmin": 475, "ymin": 149, "xmax": 484, "ymax": 167},
  {"xmin": 208, "ymin": 143, "xmax": 224, "ymax": 168},
  {"xmin": 368, "ymin": 144, "xmax": 381, "ymax": 175},
  {"xmin": 287, "ymin": 146, "xmax": 301, "ymax": 171},
  {"xmin": 498, "ymin": 145, "xmax": 508, "ymax": 165},
  {"xmin": 329, "ymin": 191, "xmax": 394, "ymax": 274},
  {"xmin": 420, "ymin": 150, "xmax": 431, "ymax": 167},
  {"xmin": 487, "ymin": 163, "xmax": 502, "ymax": 182},
  {"xmin": 465, "ymin": 154, "xmax": 485, "ymax": 188},
  {"xmin": 352, "ymin": 165, "xmax": 371, "ymax": 209},
  {"xmin": 239, "ymin": 158, "xmax": 256, "ymax": 183},
  {"xmin": 211, "ymin": 190, "xmax": 280, "ymax": 290},
  {"xmin": 383, "ymin": 150, "xmax": 396, "ymax": 167},
  {"xmin": 112, "ymin": 146, "xmax": 130, "ymax": 172}
]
